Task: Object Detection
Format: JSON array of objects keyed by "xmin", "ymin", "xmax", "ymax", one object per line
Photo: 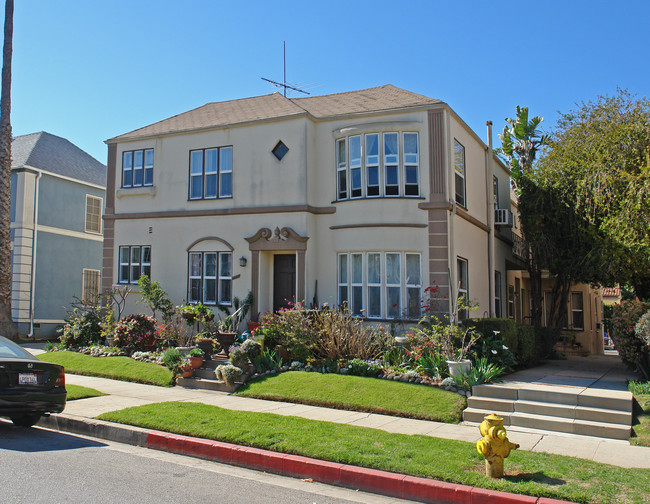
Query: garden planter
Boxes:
[
  {"xmin": 196, "ymin": 338, "xmax": 215, "ymax": 359},
  {"xmin": 189, "ymin": 356, "xmax": 204, "ymax": 369},
  {"xmin": 446, "ymin": 359, "xmax": 472, "ymax": 378},
  {"xmin": 247, "ymin": 321, "xmax": 261, "ymax": 332},
  {"xmin": 203, "ymin": 312, "xmax": 215, "ymax": 322},
  {"xmin": 181, "ymin": 312, "xmax": 196, "ymax": 323},
  {"xmin": 180, "ymin": 367, "xmax": 194, "ymax": 378},
  {"xmin": 216, "ymin": 331, "xmax": 237, "ymax": 351}
]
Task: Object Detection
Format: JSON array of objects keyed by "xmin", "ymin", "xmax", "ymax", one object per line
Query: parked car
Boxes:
[{"xmin": 0, "ymin": 335, "xmax": 66, "ymax": 426}]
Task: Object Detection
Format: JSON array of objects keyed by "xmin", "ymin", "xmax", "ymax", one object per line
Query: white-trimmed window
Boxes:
[
  {"xmin": 403, "ymin": 133, "xmax": 419, "ymax": 196},
  {"xmin": 337, "ymin": 252, "xmax": 421, "ymax": 319},
  {"xmin": 508, "ymin": 285, "xmax": 515, "ymax": 319},
  {"xmin": 189, "ymin": 146, "xmax": 233, "ymax": 200},
  {"xmin": 335, "ymin": 132, "xmax": 419, "ymax": 200},
  {"xmin": 82, "ymin": 269, "xmax": 100, "ymax": 304},
  {"xmin": 122, "ymin": 149, "xmax": 153, "ymax": 188},
  {"xmin": 85, "ymin": 195, "xmax": 102, "ymax": 234},
  {"xmin": 571, "ymin": 292, "xmax": 584, "ymax": 330},
  {"xmin": 119, "ymin": 245, "xmax": 151, "ymax": 284},
  {"xmin": 405, "ymin": 253, "xmax": 422, "ymax": 319},
  {"xmin": 454, "ymin": 140, "xmax": 466, "ymax": 208},
  {"xmin": 494, "ymin": 271, "xmax": 502, "ymax": 317},
  {"xmin": 365, "ymin": 134, "xmax": 380, "ymax": 197},
  {"xmin": 188, "ymin": 251, "xmax": 232, "ymax": 305},
  {"xmin": 457, "ymin": 257, "xmax": 468, "ymax": 320}
]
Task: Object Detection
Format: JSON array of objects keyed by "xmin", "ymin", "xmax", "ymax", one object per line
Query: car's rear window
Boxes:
[{"xmin": 0, "ymin": 338, "xmax": 36, "ymax": 359}]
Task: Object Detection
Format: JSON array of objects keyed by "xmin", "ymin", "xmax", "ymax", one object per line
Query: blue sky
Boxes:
[{"xmin": 11, "ymin": 0, "xmax": 649, "ymax": 164}]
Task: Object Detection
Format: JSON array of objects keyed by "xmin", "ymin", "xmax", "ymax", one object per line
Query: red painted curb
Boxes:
[{"xmin": 144, "ymin": 430, "xmax": 577, "ymax": 504}]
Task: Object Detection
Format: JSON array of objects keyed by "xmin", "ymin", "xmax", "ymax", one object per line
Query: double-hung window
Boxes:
[
  {"xmin": 122, "ymin": 149, "xmax": 154, "ymax": 188},
  {"xmin": 384, "ymin": 133, "xmax": 400, "ymax": 196},
  {"xmin": 403, "ymin": 133, "xmax": 419, "ymax": 196},
  {"xmin": 494, "ymin": 271, "xmax": 502, "ymax": 318},
  {"xmin": 454, "ymin": 140, "xmax": 466, "ymax": 208},
  {"xmin": 188, "ymin": 251, "xmax": 232, "ymax": 305},
  {"xmin": 85, "ymin": 195, "xmax": 102, "ymax": 234},
  {"xmin": 119, "ymin": 245, "xmax": 151, "ymax": 284},
  {"xmin": 82, "ymin": 269, "xmax": 100, "ymax": 305},
  {"xmin": 335, "ymin": 132, "xmax": 419, "ymax": 200},
  {"xmin": 189, "ymin": 146, "xmax": 233, "ymax": 200},
  {"xmin": 457, "ymin": 257, "xmax": 468, "ymax": 320},
  {"xmin": 338, "ymin": 252, "xmax": 421, "ymax": 319},
  {"xmin": 365, "ymin": 134, "xmax": 380, "ymax": 197},
  {"xmin": 570, "ymin": 292, "xmax": 584, "ymax": 330}
]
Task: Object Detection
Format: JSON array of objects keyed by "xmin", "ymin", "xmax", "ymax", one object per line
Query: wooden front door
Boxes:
[{"xmin": 273, "ymin": 254, "xmax": 296, "ymax": 312}]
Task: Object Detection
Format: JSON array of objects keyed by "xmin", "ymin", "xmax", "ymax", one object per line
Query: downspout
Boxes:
[
  {"xmin": 446, "ymin": 110, "xmax": 455, "ymax": 320},
  {"xmin": 28, "ymin": 171, "xmax": 41, "ymax": 338},
  {"xmin": 486, "ymin": 121, "xmax": 495, "ymax": 318}
]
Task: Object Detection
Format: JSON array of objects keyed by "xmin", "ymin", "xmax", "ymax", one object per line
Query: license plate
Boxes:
[{"xmin": 19, "ymin": 373, "xmax": 38, "ymax": 385}]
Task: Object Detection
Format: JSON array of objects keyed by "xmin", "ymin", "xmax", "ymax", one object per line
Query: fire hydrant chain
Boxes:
[{"xmin": 476, "ymin": 413, "xmax": 519, "ymax": 478}]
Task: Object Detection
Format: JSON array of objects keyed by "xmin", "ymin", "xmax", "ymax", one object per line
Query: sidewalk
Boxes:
[{"xmin": 22, "ymin": 341, "xmax": 649, "ymax": 469}]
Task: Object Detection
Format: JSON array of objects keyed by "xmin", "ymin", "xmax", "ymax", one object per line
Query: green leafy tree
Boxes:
[
  {"xmin": 137, "ymin": 275, "xmax": 173, "ymax": 320},
  {"xmin": 539, "ymin": 89, "xmax": 650, "ymax": 300},
  {"xmin": 0, "ymin": 0, "xmax": 17, "ymax": 340}
]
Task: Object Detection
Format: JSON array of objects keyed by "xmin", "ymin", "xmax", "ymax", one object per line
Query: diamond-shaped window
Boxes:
[{"xmin": 272, "ymin": 141, "xmax": 289, "ymax": 161}]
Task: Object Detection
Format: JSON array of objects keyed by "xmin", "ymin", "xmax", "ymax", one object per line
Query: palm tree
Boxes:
[
  {"xmin": 0, "ymin": 0, "xmax": 18, "ymax": 340},
  {"xmin": 498, "ymin": 106, "xmax": 548, "ymax": 327}
]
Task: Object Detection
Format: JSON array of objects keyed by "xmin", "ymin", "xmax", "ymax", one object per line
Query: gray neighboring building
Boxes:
[{"xmin": 10, "ymin": 132, "xmax": 106, "ymax": 338}]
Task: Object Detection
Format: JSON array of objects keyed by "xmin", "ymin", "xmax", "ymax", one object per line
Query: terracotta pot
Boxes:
[
  {"xmin": 247, "ymin": 321, "xmax": 261, "ymax": 332},
  {"xmin": 180, "ymin": 367, "xmax": 194, "ymax": 378},
  {"xmin": 216, "ymin": 331, "xmax": 237, "ymax": 351},
  {"xmin": 189, "ymin": 356, "xmax": 204, "ymax": 369}
]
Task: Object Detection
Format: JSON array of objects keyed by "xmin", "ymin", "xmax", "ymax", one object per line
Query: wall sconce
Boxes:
[{"xmin": 239, "ymin": 256, "xmax": 247, "ymax": 267}]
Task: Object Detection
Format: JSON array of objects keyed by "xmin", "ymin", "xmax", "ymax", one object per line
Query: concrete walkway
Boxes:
[{"xmin": 24, "ymin": 344, "xmax": 650, "ymax": 469}]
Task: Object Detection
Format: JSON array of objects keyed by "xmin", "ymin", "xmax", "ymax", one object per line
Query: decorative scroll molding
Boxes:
[{"xmin": 246, "ymin": 227, "xmax": 308, "ymax": 251}]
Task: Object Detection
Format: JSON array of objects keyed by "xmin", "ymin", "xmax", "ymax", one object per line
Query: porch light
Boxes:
[{"xmin": 239, "ymin": 256, "xmax": 247, "ymax": 267}]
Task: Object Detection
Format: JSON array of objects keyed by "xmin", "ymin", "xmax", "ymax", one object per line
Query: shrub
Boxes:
[
  {"xmin": 347, "ymin": 358, "xmax": 382, "ymax": 377},
  {"xmin": 113, "ymin": 314, "xmax": 157, "ymax": 352},
  {"xmin": 255, "ymin": 303, "xmax": 315, "ymax": 360},
  {"xmin": 58, "ymin": 306, "xmax": 103, "ymax": 348},
  {"xmin": 228, "ymin": 345, "xmax": 249, "ymax": 367},
  {"xmin": 635, "ymin": 311, "xmax": 650, "ymax": 346},
  {"xmin": 611, "ymin": 300, "xmax": 650, "ymax": 379},
  {"xmin": 452, "ymin": 356, "xmax": 505, "ymax": 390},
  {"xmin": 215, "ymin": 364, "xmax": 242, "ymax": 386},
  {"xmin": 415, "ymin": 353, "xmax": 446, "ymax": 380},
  {"xmin": 189, "ymin": 347, "xmax": 205, "ymax": 358},
  {"xmin": 162, "ymin": 347, "xmax": 183, "ymax": 375},
  {"xmin": 408, "ymin": 318, "xmax": 478, "ymax": 363},
  {"xmin": 253, "ymin": 348, "xmax": 282, "ymax": 373},
  {"xmin": 240, "ymin": 338, "xmax": 262, "ymax": 360}
]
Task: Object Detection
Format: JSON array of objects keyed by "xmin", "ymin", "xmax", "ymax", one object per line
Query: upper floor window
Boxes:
[
  {"xmin": 189, "ymin": 146, "xmax": 233, "ymax": 200},
  {"xmin": 454, "ymin": 140, "xmax": 466, "ymax": 208},
  {"xmin": 122, "ymin": 149, "xmax": 154, "ymax": 188},
  {"xmin": 119, "ymin": 245, "xmax": 151, "ymax": 284},
  {"xmin": 85, "ymin": 195, "xmax": 102, "ymax": 234},
  {"xmin": 336, "ymin": 132, "xmax": 419, "ymax": 200},
  {"xmin": 457, "ymin": 256, "xmax": 468, "ymax": 320},
  {"xmin": 188, "ymin": 251, "xmax": 232, "ymax": 305}
]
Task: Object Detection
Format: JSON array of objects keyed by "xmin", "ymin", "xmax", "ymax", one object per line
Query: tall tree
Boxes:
[
  {"xmin": 498, "ymin": 106, "xmax": 549, "ymax": 326},
  {"xmin": 0, "ymin": 0, "xmax": 17, "ymax": 340},
  {"xmin": 540, "ymin": 89, "xmax": 650, "ymax": 300}
]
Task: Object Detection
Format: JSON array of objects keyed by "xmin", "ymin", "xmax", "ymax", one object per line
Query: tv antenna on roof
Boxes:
[{"xmin": 261, "ymin": 41, "xmax": 310, "ymax": 97}]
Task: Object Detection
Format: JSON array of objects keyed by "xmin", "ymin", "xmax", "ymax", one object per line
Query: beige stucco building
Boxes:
[{"xmin": 103, "ymin": 85, "xmax": 518, "ymax": 330}]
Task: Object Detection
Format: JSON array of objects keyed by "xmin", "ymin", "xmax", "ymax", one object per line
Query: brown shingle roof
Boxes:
[{"xmin": 108, "ymin": 85, "xmax": 442, "ymax": 143}]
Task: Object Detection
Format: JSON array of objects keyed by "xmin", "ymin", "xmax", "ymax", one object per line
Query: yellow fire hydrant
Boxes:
[{"xmin": 476, "ymin": 413, "xmax": 519, "ymax": 478}]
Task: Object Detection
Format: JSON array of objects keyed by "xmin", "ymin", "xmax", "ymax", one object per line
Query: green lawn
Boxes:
[
  {"xmin": 236, "ymin": 371, "xmax": 465, "ymax": 423},
  {"xmin": 98, "ymin": 401, "xmax": 650, "ymax": 504},
  {"xmin": 38, "ymin": 351, "xmax": 174, "ymax": 387},
  {"xmin": 66, "ymin": 384, "xmax": 105, "ymax": 401},
  {"xmin": 631, "ymin": 394, "xmax": 650, "ymax": 447}
]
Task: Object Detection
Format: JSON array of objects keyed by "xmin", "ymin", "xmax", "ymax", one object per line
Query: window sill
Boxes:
[
  {"xmin": 116, "ymin": 186, "xmax": 157, "ymax": 198},
  {"xmin": 332, "ymin": 196, "xmax": 425, "ymax": 204}
]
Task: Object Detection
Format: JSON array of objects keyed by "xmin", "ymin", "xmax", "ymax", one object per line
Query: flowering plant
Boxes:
[{"xmin": 113, "ymin": 314, "xmax": 157, "ymax": 352}]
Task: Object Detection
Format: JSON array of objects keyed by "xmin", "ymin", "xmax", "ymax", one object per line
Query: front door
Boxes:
[{"xmin": 273, "ymin": 254, "xmax": 296, "ymax": 312}]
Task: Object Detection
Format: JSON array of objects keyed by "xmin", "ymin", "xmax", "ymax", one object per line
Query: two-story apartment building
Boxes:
[
  {"xmin": 104, "ymin": 85, "xmax": 514, "ymax": 328},
  {"xmin": 11, "ymin": 132, "xmax": 106, "ymax": 338}
]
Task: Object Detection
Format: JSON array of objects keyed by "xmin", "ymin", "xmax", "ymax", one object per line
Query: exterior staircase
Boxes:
[
  {"xmin": 464, "ymin": 381, "xmax": 633, "ymax": 440},
  {"xmin": 176, "ymin": 354, "xmax": 247, "ymax": 392}
]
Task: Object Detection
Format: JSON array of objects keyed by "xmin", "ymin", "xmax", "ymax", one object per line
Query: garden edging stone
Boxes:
[{"xmin": 37, "ymin": 413, "xmax": 578, "ymax": 504}]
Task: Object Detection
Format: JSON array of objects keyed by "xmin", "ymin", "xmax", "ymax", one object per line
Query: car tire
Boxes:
[{"xmin": 10, "ymin": 413, "xmax": 42, "ymax": 427}]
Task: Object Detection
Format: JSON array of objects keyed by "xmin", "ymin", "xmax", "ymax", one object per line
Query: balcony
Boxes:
[
  {"xmin": 512, "ymin": 233, "xmax": 529, "ymax": 262},
  {"xmin": 494, "ymin": 208, "xmax": 514, "ymax": 227}
]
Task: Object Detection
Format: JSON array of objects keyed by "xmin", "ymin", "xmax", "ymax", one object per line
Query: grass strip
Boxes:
[
  {"xmin": 66, "ymin": 384, "xmax": 105, "ymax": 401},
  {"xmin": 98, "ymin": 401, "xmax": 650, "ymax": 504},
  {"xmin": 38, "ymin": 351, "xmax": 174, "ymax": 387},
  {"xmin": 236, "ymin": 371, "xmax": 465, "ymax": 423},
  {"xmin": 631, "ymin": 394, "xmax": 650, "ymax": 447}
]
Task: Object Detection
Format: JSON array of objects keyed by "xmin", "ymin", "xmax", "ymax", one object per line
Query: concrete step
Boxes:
[
  {"xmin": 176, "ymin": 376, "xmax": 241, "ymax": 392},
  {"xmin": 510, "ymin": 412, "xmax": 631, "ymax": 440},
  {"xmin": 463, "ymin": 407, "xmax": 513, "ymax": 425},
  {"xmin": 466, "ymin": 396, "xmax": 514, "ymax": 412},
  {"xmin": 471, "ymin": 384, "xmax": 518, "ymax": 400}
]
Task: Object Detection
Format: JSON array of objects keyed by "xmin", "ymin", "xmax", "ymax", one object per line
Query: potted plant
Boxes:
[
  {"xmin": 215, "ymin": 363, "xmax": 242, "ymax": 387},
  {"xmin": 228, "ymin": 344, "xmax": 250, "ymax": 373},
  {"xmin": 189, "ymin": 347, "xmax": 205, "ymax": 369},
  {"xmin": 180, "ymin": 356, "xmax": 194, "ymax": 378}
]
